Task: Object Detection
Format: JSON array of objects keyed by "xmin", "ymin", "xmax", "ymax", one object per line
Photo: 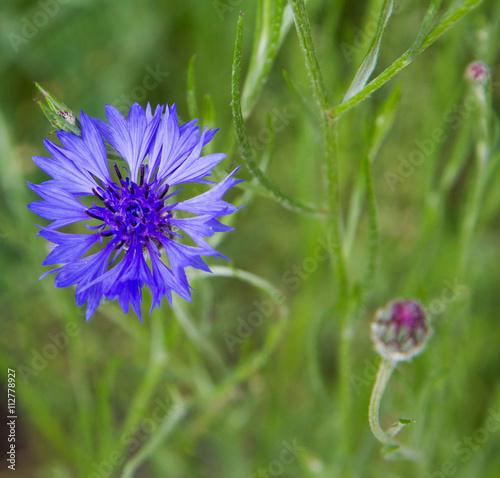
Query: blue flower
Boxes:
[{"xmin": 28, "ymin": 103, "xmax": 242, "ymax": 321}]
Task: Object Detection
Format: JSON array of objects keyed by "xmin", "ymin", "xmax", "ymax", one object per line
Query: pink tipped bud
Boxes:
[
  {"xmin": 465, "ymin": 61, "xmax": 490, "ymax": 86},
  {"xmin": 371, "ymin": 299, "xmax": 430, "ymax": 362}
]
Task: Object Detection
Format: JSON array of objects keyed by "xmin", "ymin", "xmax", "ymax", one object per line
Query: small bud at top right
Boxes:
[{"xmin": 465, "ymin": 61, "xmax": 490, "ymax": 86}]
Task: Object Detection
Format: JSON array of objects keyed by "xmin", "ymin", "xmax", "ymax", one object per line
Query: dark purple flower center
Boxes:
[{"xmin": 86, "ymin": 164, "xmax": 173, "ymax": 249}]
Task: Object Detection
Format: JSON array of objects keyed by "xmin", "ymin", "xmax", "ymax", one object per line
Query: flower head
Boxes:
[
  {"xmin": 465, "ymin": 61, "xmax": 490, "ymax": 86},
  {"xmin": 371, "ymin": 299, "xmax": 430, "ymax": 362},
  {"xmin": 29, "ymin": 103, "xmax": 242, "ymax": 321}
]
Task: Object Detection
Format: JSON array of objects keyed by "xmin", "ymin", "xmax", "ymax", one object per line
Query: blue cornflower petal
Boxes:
[
  {"xmin": 28, "ymin": 183, "xmax": 89, "ymax": 227},
  {"xmin": 172, "ymin": 167, "xmax": 243, "ymax": 217},
  {"xmin": 54, "ymin": 245, "xmax": 113, "ymax": 288},
  {"xmin": 148, "ymin": 247, "xmax": 191, "ymax": 309},
  {"xmin": 29, "ymin": 103, "xmax": 241, "ymax": 321},
  {"xmin": 57, "ymin": 114, "xmax": 111, "ymax": 183},
  {"xmin": 170, "ymin": 215, "xmax": 230, "ymax": 254},
  {"xmin": 167, "ymin": 152, "xmax": 226, "ymax": 185},
  {"xmin": 39, "ymin": 229, "xmax": 100, "ymax": 266},
  {"xmin": 34, "ymin": 140, "xmax": 96, "ymax": 196},
  {"xmin": 93, "ymin": 103, "xmax": 163, "ymax": 182}
]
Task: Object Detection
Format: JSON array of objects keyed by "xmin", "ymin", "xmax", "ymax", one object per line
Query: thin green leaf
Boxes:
[
  {"xmin": 422, "ymin": 0, "xmax": 484, "ymax": 50},
  {"xmin": 343, "ymin": 0, "xmax": 394, "ymax": 102},
  {"xmin": 408, "ymin": 0, "xmax": 443, "ymax": 60},
  {"xmin": 332, "ymin": 0, "xmax": 484, "ymax": 119},
  {"xmin": 241, "ymin": 0, "xmax": 285, "ymax": 117},
  {"xmin": 232, "ymin": 13, "xmax": 322, "ymax": 216},
  {"xmin": 186, "ymin": 55, "xmax": 200, "ymax": 119}
]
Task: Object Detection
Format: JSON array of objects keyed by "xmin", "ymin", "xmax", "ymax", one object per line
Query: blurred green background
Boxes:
[{"xmin": 1, "ymin": 0, "xmax": 500, "ymax": 477}]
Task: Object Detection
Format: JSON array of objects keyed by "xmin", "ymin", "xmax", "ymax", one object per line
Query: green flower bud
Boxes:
[{"xmin": 34, "ymin": 82, "xmax": 81, "ymax": 136}]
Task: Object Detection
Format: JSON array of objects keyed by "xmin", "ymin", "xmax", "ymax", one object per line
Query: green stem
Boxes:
[
  {"xmin": 288, "ymin": 0, "xmax": 330, "ymax": 114},
  {"xmin": 289, "ymin": 1, "xmax": 352, "ymax": 468},
  {"xmin": 368, "ymin": 358, "xmax": 397, "ymax": 446},
  {"xmin": 368, "ymin": 358, "xmax": 423, "ymax": 462},
  {"xmin": 288, "ymin": 0, "xmax": 347, "ymax": 299}
]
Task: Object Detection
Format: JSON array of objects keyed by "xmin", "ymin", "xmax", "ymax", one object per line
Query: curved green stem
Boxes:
[{"xmin": 369, "ymin": 358, "xmax": 397, "ymax": 446}]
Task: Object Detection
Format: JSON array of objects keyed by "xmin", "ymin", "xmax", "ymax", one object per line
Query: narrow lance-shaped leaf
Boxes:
[{"xmin": 342, "ymin": 0, "xmax": 394, "ymax": 102}]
